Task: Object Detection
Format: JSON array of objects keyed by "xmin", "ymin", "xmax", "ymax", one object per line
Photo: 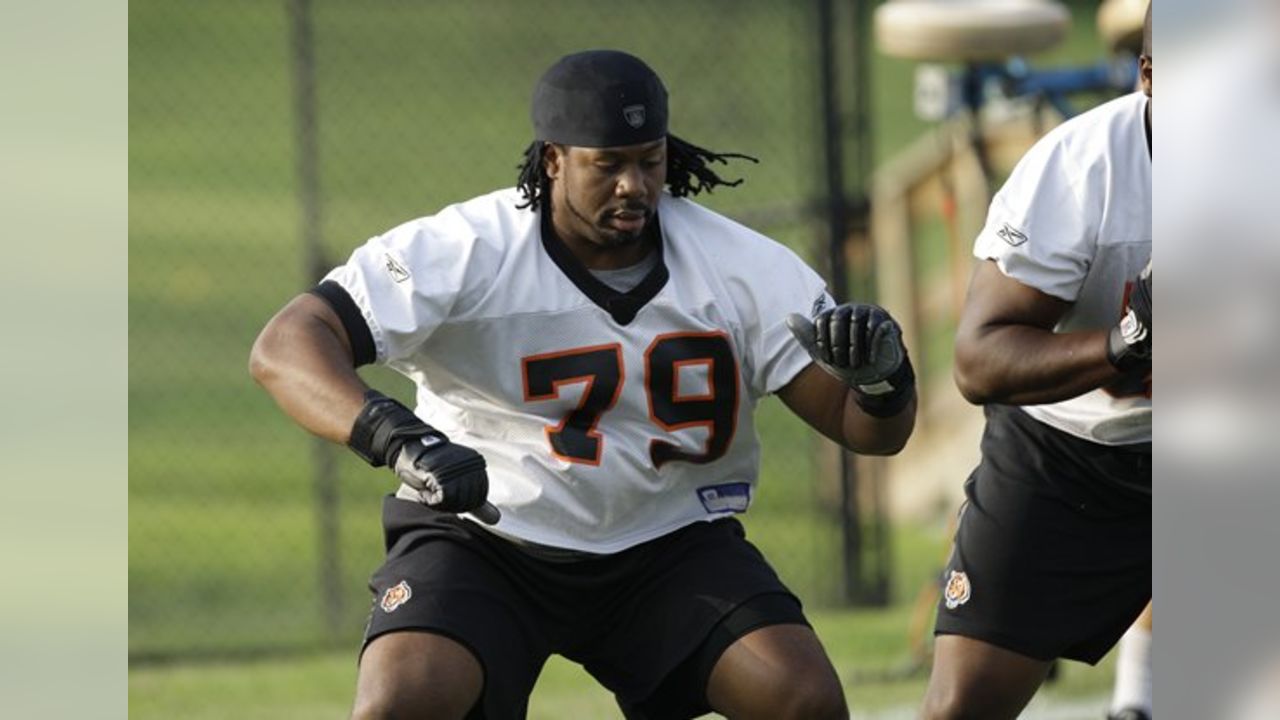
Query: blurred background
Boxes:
[{"xmin": 128, "ymin": 0, "xmax": 1146, "ymax": 716}]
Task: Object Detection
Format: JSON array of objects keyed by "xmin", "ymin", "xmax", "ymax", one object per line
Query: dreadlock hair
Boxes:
[{"xmin": 515, "ymin": 135, "xmax": 758, "ymax": 210}]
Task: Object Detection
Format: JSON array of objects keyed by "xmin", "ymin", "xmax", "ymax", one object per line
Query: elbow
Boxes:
[
  {"xmin": 877, "ymin": 411, "xmax": 916, "ymax": 456},
  {"xmin": 953, "ymin": 365, "xmax": 994, "ymax": 405},
  {"xmin": 953, "ymin": 341, "xmax": 999, "ymax": 405},
  {"xmin": 861, "ymin": 434, "xmax": 910, "ymax": 457},
  {"xmin": 248, "ymin": 330, "xmax": 279, "ymax": 389}
]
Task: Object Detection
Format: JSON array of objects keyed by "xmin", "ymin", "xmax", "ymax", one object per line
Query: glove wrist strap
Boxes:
[
  {"xmin": 853, "ymin": 355, "xmax": 916, "ymax": 418},
  {"xmin": 348, "ymin": 390, "xmax": 441, "ymax": 467}
]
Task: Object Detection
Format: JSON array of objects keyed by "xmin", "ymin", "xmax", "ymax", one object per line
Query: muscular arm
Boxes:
[
  {"xmin": 953, "ymin": 260, "xmax": 1123, "ymax": 405},
  {"xmin": 777, "ymin": 364, "xmax": 916, "ymax": 455},
  {"xmin": 248, "ymin": 293, "xmax": 369, "ymax": 443}
]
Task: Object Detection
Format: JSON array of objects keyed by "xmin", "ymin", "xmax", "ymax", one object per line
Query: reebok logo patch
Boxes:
[
  {"xmin": 384, "ymin": 253, "xmax": 411, "ymax": 283},
  {"xmin": 996, "ymin": 223, "xmax": 1028, "ymax": 247},
  {"xmin": 811, "ymin": 293, "xmax": 829, "ymax": 318}
]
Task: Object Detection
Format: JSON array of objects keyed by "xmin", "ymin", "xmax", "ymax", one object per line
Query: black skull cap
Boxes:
[{"xmin": 531, "ymin": 49, "xmax": 668, "ymax": 148}]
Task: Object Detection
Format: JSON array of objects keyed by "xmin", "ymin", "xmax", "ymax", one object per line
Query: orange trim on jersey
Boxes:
[
  {"xmin": 521, "ymin": 343, "xmax": 624, "ymax": 466},
  {"xmin": 671, "ymin": 358, "xmax": 715, "ymax": 402}
]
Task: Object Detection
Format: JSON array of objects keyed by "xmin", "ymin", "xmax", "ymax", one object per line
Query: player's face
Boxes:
[
  {"xmin": 1140, "ymin": 54, "xmax": 1152, "ymax": 123},
  {"xmin": 546, "ymin": 139, "xmax": 666, "ymax": 250}
]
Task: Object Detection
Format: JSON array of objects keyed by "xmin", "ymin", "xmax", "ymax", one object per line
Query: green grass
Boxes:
[
  {"xmin": 129, "ymin": 515, "xmax": 1115, "ymax": 717},
  {"xmin": 129, "ymin": 603, "xmax": 1118, "ymax": 720}
]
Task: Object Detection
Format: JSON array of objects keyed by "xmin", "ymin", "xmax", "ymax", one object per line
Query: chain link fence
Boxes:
[{"xmin": 130, "ymin": 0, "xmax": 857, "ymax": 662}]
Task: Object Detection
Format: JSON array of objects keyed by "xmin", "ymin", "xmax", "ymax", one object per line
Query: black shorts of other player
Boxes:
[
  {"xmin": 364, "ymin": 498, "xmax": 809, "ymax": 720},
  {"xmin": 934, "ymin": 404, "xmax": 1151, "ymax": 664}
]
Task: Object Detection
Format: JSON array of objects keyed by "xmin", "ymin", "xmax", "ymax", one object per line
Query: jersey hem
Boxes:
[
  {"xmin": 1020, "ymin": 405, "xmax": 1152, "ymax": 446},
  {"xmin": 463, "ymin": 511, "xmax": 737, "ymax": 556}
]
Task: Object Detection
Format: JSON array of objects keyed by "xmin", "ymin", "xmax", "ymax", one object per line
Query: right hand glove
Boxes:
[
  {"xmin": 348, "ymin": 390, "xmax": 500, "ymax": 524},
  {"xmin": 1107, "ymin": 260, "xmax": 1152, "ymax": 372},
  {"xmin": 391, "ymin": 433, "xmax": 500, "ymax": 525},
  {"xmin": 786, "ymin": 303, "xmax": 915, "ymax": 418}
]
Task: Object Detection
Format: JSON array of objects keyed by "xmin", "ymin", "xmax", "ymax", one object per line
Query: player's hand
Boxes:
[
  {"xmin": 348, "ymin": 389, "xmax": 500, "ymax": 524},
  {"xmin": 787, "ymin": 304, "xmax": 907, "ymax": 393},
  {"xmin": 1106, "ymin": 260, "xmax": 1152, "ymax": 372},
  {"xmin": 391, "ymin": 435, "xmax": 501, "ymax": 525},
  {"xmin": 786, "ymin": 303, "xmax": 916, "ymax": 417}
]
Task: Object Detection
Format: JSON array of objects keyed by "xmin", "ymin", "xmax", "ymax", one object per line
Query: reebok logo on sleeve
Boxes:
[{"xmin": 996, "ymin": 223, "xmax": 1029, "ymax": 247}]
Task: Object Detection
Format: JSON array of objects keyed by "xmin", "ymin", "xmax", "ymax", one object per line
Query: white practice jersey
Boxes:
[
  {"xmin": 974, "ymin": 91, "xmax": 1152, "ymax": 445},
  {"xmin": 325, "ymin": 188, "xmax": 829, "ymax": 553}
]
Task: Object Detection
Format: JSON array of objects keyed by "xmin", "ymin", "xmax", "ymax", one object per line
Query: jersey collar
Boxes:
[{"xmin": 538, "ymin": 202, "xmax": 669, "ymax": 325}]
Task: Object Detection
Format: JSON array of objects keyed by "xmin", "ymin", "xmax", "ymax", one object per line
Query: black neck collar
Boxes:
[{"xmin": 538, "ymin": 202, "xmax": 669, "ymax": 325}]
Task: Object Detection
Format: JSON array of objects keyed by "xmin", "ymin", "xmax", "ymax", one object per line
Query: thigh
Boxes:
[
  {"xmin": 363, "ymin": 498, "xmax": 552, "ymax": 719},
  {"xmin": 617, "ymin": 593, "xmax": 816, "ymax": 720},
  {"xmin": 922, "ymin": 634, "xmax": 1052, "ymax": 720},
  {"xmin": 354, "ymin": 631, "xmax": 484, "ymax": 720},
  {"xmin": 706, "ymin": 623, "xmax": 846, "ymax": 720}
]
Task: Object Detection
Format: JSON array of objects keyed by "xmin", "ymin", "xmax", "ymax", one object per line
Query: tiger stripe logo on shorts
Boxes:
[
  {"xmin": 944, "ymin": 570, "xmax": 971, "ymax": 610},
  {"xmin": 380, "ymin": 580, "xmax": 412, "ymax": 613}
]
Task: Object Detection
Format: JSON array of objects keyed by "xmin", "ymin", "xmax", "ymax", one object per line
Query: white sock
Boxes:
[{"xmin": 1110, "ymin": 624, "xmax": 1152, "ymax": 715}]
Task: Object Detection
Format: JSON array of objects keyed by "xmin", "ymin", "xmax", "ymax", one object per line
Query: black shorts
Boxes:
[
  {"xmin": 934, "ymin": 404, "xmax": 1151, "ymax": 664},
  {"xmin": 362, "ymin": 497, "xmax": 808, "ymax": 719}
]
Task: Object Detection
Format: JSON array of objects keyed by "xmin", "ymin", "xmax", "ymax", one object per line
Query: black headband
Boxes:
[{"xmin": 531, "ymin": 49, "xmax": 668, "ymax": 148}]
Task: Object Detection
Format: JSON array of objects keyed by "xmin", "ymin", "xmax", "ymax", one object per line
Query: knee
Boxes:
[
  {"xmin": 349, "ymin": 694, "xmax": 399, "ymax": 720},
  {"xmin": 350, "ymin": 681, "xmax": 460, "ymax": 712},
  {"xmin": 778, "ymin": 676, "xmax": 848, "ymax": 720},
  {"xmin": 350, "ymin": 687, "xmax": 471, "ymax": 720},
  {"xmin": 920, "ymin": 684, "xmax": 988, "ymax": 720},
  {"xmin": 920, "ymin": 688, "xmax": 961, "ymax": 720}
]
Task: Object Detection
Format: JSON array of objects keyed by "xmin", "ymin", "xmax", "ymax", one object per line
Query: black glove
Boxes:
[
  {"xmin": 786, "ymin": 303, "xmax": 916, "ymax": 418},
  {"xmin": 1106, "ymin": 260, "xmax": 1152, "ymax": 373},
  {"xmin": 348, "ymin": 390, "xmax": 500, "ymax": 524}
]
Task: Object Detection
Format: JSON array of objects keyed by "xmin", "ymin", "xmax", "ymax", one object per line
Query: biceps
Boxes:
[
  {"xmin": 257, "ymin": 293, "xmax": 355, "ymax": 367},
  {"xmin": 958, "ymin": 261, "xmax": 1069, "ymax": 342}
]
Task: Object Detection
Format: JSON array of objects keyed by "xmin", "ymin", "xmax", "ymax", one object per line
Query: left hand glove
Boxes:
[{"xmin": 787, "ymin": 303, "xmax": 915, "ymax": 417}]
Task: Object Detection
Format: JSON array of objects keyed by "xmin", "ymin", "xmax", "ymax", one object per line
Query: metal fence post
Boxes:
[
  {"xmin": 286, "ymin": 0, "xmax": 344, "ymax": 638},
  {"xmin": 818, "ymin": 0, "xmax": 891, "ymax": 606}
]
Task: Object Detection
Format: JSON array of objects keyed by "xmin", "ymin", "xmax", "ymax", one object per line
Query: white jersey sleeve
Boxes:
[
  {"xmin": 732, "ymin": 245, "xmax": 830, "ymax": 398},
  {"xmin": 973, "ymin": 133, "xmax": 1093, "ymax": 302},
  {"xmin": 321, "ymin": 212, "xmax": 485, "ymax": 364},
  {"xmin": 747, "ymin": 264, "xmax": 831, "ymax": 396},
  {"xmin": 972, "ymin": 93, "xmax": 1152, "ymax": 445}
]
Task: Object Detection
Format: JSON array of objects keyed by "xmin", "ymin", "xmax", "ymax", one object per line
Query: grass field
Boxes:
[
  {"xmin": 130, "ymin": 0, "xmax": 1112, "ymax": 715},
  {"xmin": 130, "ymin": 513, "xmax": 1118, "ymax": 717},
  {"xmin": 129, "ymin": 606, "xmax": 1118, "ymax": 720}
]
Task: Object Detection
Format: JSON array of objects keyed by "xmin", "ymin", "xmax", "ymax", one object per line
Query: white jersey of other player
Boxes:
[
  {"xmin": 974, "ymin": 91, "xmax": 1152, "ymax": 445},
  {"xmin": 325, "ymin": 188, "xmax": 829, "ymax": 553}
]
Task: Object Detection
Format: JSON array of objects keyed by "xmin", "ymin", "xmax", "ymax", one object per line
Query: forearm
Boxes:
[
  {"xmin": 248, "ymin": 297, "xmax": 369, "ymax": 443},
  {"xmin": 837, "ymin": 388, "xmax": 916, "ymax": 455},
  {"xmin": 779, "ymin": 365, "xmax": 916, "ymax": 456},
  {"xmin": 954, "ymin": 324, "xmax": 1120, "ymax": 405}
]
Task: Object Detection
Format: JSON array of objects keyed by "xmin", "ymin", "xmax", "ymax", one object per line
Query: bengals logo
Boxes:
[
  {"xmin": 380, "ymin": 580, "xmax": 413, "ymax": 613},
  {"xmin": 943, "ymin": 570, "xmax": 971, "ymax": 610}
]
